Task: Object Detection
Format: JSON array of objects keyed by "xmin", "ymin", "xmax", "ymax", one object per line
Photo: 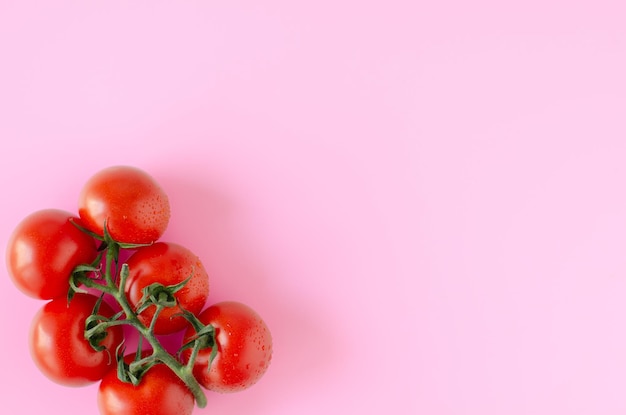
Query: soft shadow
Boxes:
[{"xmin": 153, "ymin": 171, "xmax": 338, "ymax": 414}]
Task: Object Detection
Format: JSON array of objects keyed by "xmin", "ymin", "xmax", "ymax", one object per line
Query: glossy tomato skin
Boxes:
[
  {"xmin": 183, "ymin": 301, "xmax": 272, "ymax": 393},
  {"xmin": 29, "ymin": 293, "xmax": 124, "ymax": 387},
  {"xmin": 124, "ymin": 242, "xmax": 209, "ymax": 335},
  {"xmin": 78, "ymin": 165, "xmax": 170, "ymax": 244},
  {"xmin": 6, "ymin": 209, "xmax": 98, "ymax": 300},
  {"xmin": 98, "ymin": 356, "xmax": 194, "ymax": 415}
]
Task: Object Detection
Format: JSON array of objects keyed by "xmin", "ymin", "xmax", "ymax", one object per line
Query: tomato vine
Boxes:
[{"xmin": 69, "ymin": 221, "xmax": 213, "ymax": 408}]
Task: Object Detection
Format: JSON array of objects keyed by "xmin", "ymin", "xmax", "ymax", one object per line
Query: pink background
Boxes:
[{"xmin": 1, "ymin": 1, "xmax": 625, "ymax": 414}]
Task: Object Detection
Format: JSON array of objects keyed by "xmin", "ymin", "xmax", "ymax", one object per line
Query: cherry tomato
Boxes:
[
  {"xmin": 182, "ymin": 301, "xmax": 272, "ymax": 393},
  {"xmin": 78, "ymin": 165, "xmax": 170, "ymax": 244},
  {"xmin": 97, "ymin": 355, "xmax": 194, "ymax": 415},
  {"xmin": 29, "ymin": 293, "xmax": 124, "ymax": 387},
  {"xmin": 6, "ymin": 209, "xmax": 98, "ymax": 300},
  {"xmin": 124, "ymin": 242, "xmax": 209, "ymax": 335}
]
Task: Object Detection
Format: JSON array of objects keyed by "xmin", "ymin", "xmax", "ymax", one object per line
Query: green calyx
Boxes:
[{"xmin": 136, "ymin": 276, "xmax": 191, "ymax": 313}]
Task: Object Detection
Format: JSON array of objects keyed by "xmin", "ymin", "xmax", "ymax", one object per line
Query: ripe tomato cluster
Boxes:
[{"xmin": 6, "ymin": 166, "xmax": 273, "ymax": 415}]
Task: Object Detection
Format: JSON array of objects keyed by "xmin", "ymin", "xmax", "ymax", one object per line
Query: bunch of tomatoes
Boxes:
[{"xmin": 5, "ymin": 166, "xmax": 273, "ymax": 415}]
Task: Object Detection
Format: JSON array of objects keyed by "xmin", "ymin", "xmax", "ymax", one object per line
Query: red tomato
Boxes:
[
  {"xmin": 6, "ymin": 209, "xmax": 98, "ymax": 300},
  {"xmin": 78, "ymin": 166, "xmax": 170, "ymax": 244},
  {"xmin": 29, "ymin": 293, "xmax": 124, "ymax": 386},
  {"xmin": 124, "ymin": 242, "xmax": 209, "ymax": 335},
  {"xmin": 98, "ymin": 355, "xmax": 194, "ymax": 415},
  {"xmin": 182, "ymin": 301, "xmax": 272, "ymax": 393}
]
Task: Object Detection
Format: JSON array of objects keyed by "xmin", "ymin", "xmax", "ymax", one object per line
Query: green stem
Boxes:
[
  {"xmin": 103, "ymin": 242, "xmax": 117, "ymax": 287},
  {"xmin": 74, "ymin": 274, "xmax": 116, "ymax": 295},
  {"xmin": 128, "ymin": 309, "xmax": 208, "ymax": 408},
  {"xmin": 76, "ymin": 246, "xmax": 208, "ymax": 408},
  {"xmin": 185, "ymin": 337, "xmax": 203, "ymax": 372},
  {"xmin": 149, "ymin": 305, "xmax": 164, "ymax": 333}
]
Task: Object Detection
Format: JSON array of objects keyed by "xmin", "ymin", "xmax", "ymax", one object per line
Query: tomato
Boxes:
[
  {"xmin": 6, "ymin": 209, "xmax": 98, "ymax": 300},
  {"xmin": 78, "ymin": 165, "xmax": 170, "ymax": 244},
  {"xmin": 124, "ymin": 242, "xmax": 209, "ymax": 335},
  {"xmin": 182, "ymin": 301, "xmax": 272, "ymax": 392},
  {"xmin": 97, "ymin": 354, "xmax": 194, "ymax": 415},
  {"xmin": 29, "ymin": 293, "xmax": 124, "ymax": 386}
]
